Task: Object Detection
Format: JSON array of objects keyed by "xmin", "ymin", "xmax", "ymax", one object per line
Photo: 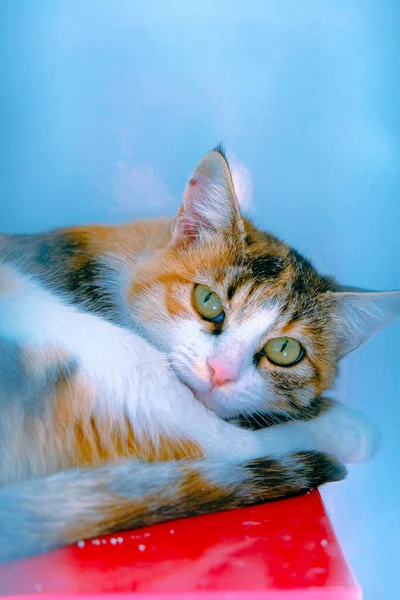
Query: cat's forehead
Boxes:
[{"xmin": 194, "ymin": 223, "xmax": 329, "ymax": 320}]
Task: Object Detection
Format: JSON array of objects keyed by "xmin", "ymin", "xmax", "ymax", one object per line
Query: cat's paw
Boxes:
[{"xmin": 308, "ymin": 401, "xmax": 381, "ymax": 464}]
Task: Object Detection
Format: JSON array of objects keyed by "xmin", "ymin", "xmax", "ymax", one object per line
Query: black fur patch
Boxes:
[
  {"xmin": 289, "ymin": 249, "xmax": 331, "ymax": 296},
  {"xmin": 227, "ymin": 285, "xmax": 236, "ymax": 301},
  {"xmin": 244, "ymin": 451, "xmax": 346, "ymax": 493},
  {"xmin": 232, "ymin": 397, "xmax": 328, "ymax": 430},
  {"xmin": 247, "ymin": 254, "xmax": 286, "ymax": 280},
  {"xmin": 33, "ymin": 233, "xmax": 117, "ymax": 317},
  {"xmin": 230, "ymin": 411, "xmax": 290, "ymax": 429}
]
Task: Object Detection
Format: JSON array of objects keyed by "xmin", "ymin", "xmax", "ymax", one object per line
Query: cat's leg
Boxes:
[
  {"xmin": 191, "ymin": 395, "xmax": 380, "ymax": 466},
  {"xmin": 0, "ymin": 447, "xmax": 346, "ymax": 563}
]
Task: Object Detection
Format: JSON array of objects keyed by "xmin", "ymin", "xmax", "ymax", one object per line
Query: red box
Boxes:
[{"xmin": 0, "ymin": 490, "xmax": 360, "ymax": 599}]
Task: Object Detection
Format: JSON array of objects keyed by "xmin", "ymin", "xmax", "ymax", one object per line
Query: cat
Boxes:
[{"xmin": 0, "ymin": 147, "xmax": 398, "ymax": 563}]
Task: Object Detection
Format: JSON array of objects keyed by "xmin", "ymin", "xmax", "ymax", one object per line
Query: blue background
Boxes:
[{"xmin": 1, "ymin": 2, "xmax": 399, "ymax": 597}]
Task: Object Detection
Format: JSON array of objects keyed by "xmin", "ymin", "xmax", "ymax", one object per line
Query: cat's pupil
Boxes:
[
  {"xmin": 280, "ymin": 341, "xmax": 288, "ymax": 353},
  {"xmin": 204, "ymin": 292, "xmax": 212, "ymax": 304}
]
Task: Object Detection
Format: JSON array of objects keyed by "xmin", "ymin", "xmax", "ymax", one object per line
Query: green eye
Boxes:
[
  {"xmin": 193, "ymin": 285, "xmax": 225, "ymax": 323},
  {"xmin": 263, "ymin": 337, "xmax": 304, "ymax": 367}
]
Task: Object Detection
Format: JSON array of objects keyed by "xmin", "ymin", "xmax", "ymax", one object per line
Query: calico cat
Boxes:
[{"xmin": 0, "ymin": 148, "xmax": 398, "ymax": 563}]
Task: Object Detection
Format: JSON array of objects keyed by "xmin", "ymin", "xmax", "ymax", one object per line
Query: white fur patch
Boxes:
[{"xmin": 305, "ymin": 401, "xmax": 381, "ymax": 464}]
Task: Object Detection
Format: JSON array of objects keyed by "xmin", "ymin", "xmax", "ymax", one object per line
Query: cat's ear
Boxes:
[
  {"xmin": 324, "ymin": 289, "xmax": 400, "ymax": 357},
  {"xmin": 171, "ymin": 148, "xmax": 244, "ymax": 246}
]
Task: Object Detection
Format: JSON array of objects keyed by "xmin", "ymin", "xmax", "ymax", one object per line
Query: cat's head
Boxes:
[{"xmin": 128, "ymin": 148, "xmax": 400, "ymax": 421}]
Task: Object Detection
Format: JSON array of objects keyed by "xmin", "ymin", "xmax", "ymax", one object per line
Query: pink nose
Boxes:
[{"xmin": 207, "ymin": 359, "xmax": 237, "ymax": 389}]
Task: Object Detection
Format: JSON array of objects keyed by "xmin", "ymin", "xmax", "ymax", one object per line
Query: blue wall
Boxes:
[{"xmin": 1, "ymin": 2, "xmax": 399, "ymax": 597}]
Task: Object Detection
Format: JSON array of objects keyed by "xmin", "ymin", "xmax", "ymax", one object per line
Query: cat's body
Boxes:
[{"xmin": 0, "ymin": 148, "xmax": 398, "ymax": 562}]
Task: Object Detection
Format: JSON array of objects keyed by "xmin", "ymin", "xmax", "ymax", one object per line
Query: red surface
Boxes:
[{"xmin": 0, "ymin": 491, "xmax": 360, "ymax": 599}]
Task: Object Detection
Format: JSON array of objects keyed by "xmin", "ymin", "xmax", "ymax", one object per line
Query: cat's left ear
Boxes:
[
  {"xmin": 324, "ymin": 289, "xmax": 400, "ymax": 357},
  {"xmin": 171, "ymin": 148, "xmax": 244, "ymax": 246}
]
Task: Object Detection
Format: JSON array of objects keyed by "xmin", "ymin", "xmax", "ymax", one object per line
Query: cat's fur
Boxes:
[{"xmin": 0, "ymin": 148, "xmax": 398, "ymax": 562}]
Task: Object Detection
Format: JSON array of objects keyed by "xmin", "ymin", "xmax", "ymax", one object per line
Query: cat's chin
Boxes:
[
  {"xmin": 180, "ymin": 380, "xmax": 240, "ymax": 419},
  {"xmin": 194, "ymin": 390, "xmax": 244, "ymax": 420}
]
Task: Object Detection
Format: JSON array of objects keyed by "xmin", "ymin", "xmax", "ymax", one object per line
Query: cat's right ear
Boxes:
[
  {"xmin": 171, "ymin": 148, "xmax": 244, "ymax": 246},
  {"xmin": 324, "ymin": 289, "xmax": 400, "ymax": 357}
]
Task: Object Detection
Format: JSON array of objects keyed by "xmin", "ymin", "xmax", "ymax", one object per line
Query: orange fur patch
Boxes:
[
  {"xmin": 71, "ymin": 415, "xmax": 203, "ymax": 467},
  {"xmin": 165, "ymin": 282, "xmax": 188, "ymax": 317},
  {"xmin": 51, "ymin": 373, "xmax": 204, "ymax": 469},
  {"xmin": 62, "ymin": 219, "xmax": 172, "ymax": 261}
]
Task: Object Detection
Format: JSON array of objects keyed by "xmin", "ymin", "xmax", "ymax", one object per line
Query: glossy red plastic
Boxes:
[{"xmin": 0, "ymin": 491, "xmax": 360, "ymax": 599}]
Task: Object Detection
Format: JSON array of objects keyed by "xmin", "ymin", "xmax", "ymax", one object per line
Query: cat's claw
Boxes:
[{"xmin": 309, "ymin": 402, "xmax": 381, "ymax": 464}]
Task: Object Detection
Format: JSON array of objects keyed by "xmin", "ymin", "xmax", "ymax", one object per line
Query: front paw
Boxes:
[{"xmin": 309, "ymin": 401, "xmax": 381, "ymax": 464}]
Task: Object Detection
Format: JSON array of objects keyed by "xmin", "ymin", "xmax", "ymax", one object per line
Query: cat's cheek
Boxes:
[
  {"xmin": 194, "ymin": 388, "xmax": 235, "ymax": 418},
  {"xmin": 195, "ymin": 391, "xmax": 245, "ymax": 419}
]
